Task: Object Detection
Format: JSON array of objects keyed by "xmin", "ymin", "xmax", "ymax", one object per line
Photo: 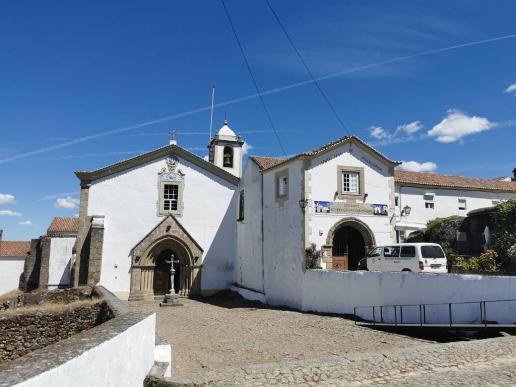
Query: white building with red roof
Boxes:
[{"xmin": 0, "ymin": 230, "xmax": 30, "ymax": 295}]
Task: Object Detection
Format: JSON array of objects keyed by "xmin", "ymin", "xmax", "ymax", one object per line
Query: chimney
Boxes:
[{"xmin": 513, "ymin": 168, "xmax": 516, "ymax": 182}]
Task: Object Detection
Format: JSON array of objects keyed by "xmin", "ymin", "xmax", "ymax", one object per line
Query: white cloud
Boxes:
[
  {"xmin": 427, "ymin": 109, "xmax": 494, "ymax": 143},
  {"xmin": 242, "ymin": 142, "xmax": 253, "ymax": 156},
  {"xmin": 0, "ymin": 210, "xmax": 22, "ymax": 216},
  {"xmin": 0, "ymin": 193, "xmax": 15, "ymax": 204},
  {"xmin": 18, "ymin": 220, "xmax": 32, "ymax": 226},
  {"xmin": 395, "ymin": 121, "xmax": 423, "ymax": 135},
  {"xmin": 54, "ymin": 196, "xmax": 80, "ymax": 209},
  {"xmin": 398, "ymin": 161, "xmax": 438, "ymax": 172},
  {"xmin": 369, "ymin": 126, "xmax": 391, "ymax": 140},
  {"xmin": 203, "ymin": 155, "xmax": 209, "ymax": 161},
  {"xmin": 505, "ymin": 83, "xmax": 516, "ymax": 95}
]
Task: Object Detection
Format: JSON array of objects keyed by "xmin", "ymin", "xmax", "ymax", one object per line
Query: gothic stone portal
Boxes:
[{"xmin": 129, "ymin": 215, "xmax": 203, "ymax": 300}]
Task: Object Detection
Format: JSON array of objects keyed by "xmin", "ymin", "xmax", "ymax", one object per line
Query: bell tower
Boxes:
[{"xmin": 208, "ymin": 119, "xmax": 244, "ymax": 177}]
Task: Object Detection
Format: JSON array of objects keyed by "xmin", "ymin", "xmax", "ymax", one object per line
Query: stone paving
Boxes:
[
  {"xmin": 135, "ymin": 293, "xmax": 516, "ymax": 386},
  {"xmin": 133, "ymin": 292, "xmax": 435, "ymax": 374}
]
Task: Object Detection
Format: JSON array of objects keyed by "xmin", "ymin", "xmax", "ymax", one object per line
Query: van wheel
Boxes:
[{"xmin": 402, "ymin": 268, "xmax": 411, "ymax": 272}]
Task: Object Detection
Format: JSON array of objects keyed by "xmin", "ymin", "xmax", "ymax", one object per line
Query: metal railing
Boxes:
[{"xmin": 354, "ymin": 299, "xmax": 516, "ymax": 329}]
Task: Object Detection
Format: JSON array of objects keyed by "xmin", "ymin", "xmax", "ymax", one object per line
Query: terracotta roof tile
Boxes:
[
  {"xmin": 250, "ymin": 136, "xmax": 400, "ymax": 172},
  {"xmin": 47, "ymin": 217, "xmax": 80, "ymax": 235},
  {"xmin": 395, "ymin": 170, "xmax": 516, "ymax": 192},
  {"xmin": 250, "ymin": 156, "xmax": 286, "ymax": 170},
  {"xmin": 0, "ymin": 241, "xmax": 30, "ymax": 257}
]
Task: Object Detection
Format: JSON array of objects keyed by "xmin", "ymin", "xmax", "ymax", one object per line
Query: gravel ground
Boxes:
[{"xmin": 132, "ymin": 291, "xmax": 436, "ymax": 375}]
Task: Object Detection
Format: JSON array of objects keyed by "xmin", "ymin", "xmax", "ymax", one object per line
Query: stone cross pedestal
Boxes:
[{"xmin": 160, "ymin": 254, "xmax": 183, "ymax": 307}]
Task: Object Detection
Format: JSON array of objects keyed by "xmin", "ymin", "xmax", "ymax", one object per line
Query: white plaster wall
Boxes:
[
  {"xmin": 262, "ymin": 159, "xmax": 305, "ymax": 309},
  {"xmin": 395, "ymin": 185, "xmax": 516, "ymax": 231},
  {"xmin": 308, "ymin": 143, "xmax": 394, "ymax": 247},
  {"xmin": 48, "ymin": 237, "xmax": 75, "ymax": 288},
  {"xmin": 0, "ymin": 257, "xmax": 24, "ymax": 295},
  {"xmin": 302, "ymin": 270, "xmax": 516, "ymax": 324},
  {"xmin": 87, "ymin": 155, "xmax": 237, "ymax": 295},
  {"xmin": 236, "ymin": 161, "xmax": 264, "ymax": 292},
  {"xmin": 17, "ymin": 314, "xmax": 156, "ymax": 387}
]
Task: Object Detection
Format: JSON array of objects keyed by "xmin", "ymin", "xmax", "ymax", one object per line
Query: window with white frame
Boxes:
[
  {"xmin": 278, "ymin": 175, "xmax": 288, "ymax": 197},
  {"xmin": 342, "ymin": 171, "xmax": 360, "ymax": 194},
  {"xmin": 163, "ymin": 184, "xmax": 179, "ymax": 211},
  {"xmin": 458, "ymin": 198, "xmax": 467, "ymax": 211},
  {"xmin": 395, "ymin": 195, "xmax": 399, "ymax": 207},
  {"xmin": 275, "ymin": 169, "xmax": 289, "ymax": 203}
]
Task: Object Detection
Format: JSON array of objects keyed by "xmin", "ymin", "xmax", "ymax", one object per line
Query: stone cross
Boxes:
[{"xmin": 165, "ymin": 253, "xmax": 180, "ymax": 295}]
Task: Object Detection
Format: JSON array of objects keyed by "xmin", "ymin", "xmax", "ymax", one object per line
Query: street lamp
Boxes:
[{"xmin": 401, "ymin": 205, "xmax": 411, "ymax": 216}]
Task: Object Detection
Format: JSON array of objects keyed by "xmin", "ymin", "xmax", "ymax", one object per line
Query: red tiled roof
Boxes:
[
  {"xmin": 47, "ymin": 217, "xmax": 80, "ymax": 234},
  {"xmin": 0, "ymin": 241, "xmax": 30, "ymax": 257},
  {"xmin": 395, "ymin": 170, "xmax": 516, "ymax": 192},
  {"xmin": 250, "ymin": 136, "xmax": 400, "ymax": 172},
  {"xmin": 250, "ymin": 156, "xmax": 286, "ymax": 170}
]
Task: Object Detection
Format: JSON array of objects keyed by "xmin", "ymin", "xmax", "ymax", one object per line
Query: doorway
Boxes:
[{"xmin": 332, "ymin": 226, "xmax": 366, "ymax": 271}]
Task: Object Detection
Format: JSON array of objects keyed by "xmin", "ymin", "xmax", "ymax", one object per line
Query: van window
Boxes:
[
  {"xmin": 421, "ymin": 246, "xmax": 445, "ymax": 258},
  {"xmin": 400, "ymin": 246, "xmax": 416, "ymax": 258},
  {"xmin": 368, "ymin": 247, "xmax": 382, "ymax": 257},
  {"xmin": 384, "ymin": 246, "xmax": 400, "ymax": 257}
]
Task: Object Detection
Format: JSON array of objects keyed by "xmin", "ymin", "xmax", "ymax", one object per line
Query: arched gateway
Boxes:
[
  {"xmin": 324, "ymin": 217, "xmax": 375, "ymax": 271},
  {"xmin": 128, "ymin": 215, "xmax": 203, "ymax": 300}
]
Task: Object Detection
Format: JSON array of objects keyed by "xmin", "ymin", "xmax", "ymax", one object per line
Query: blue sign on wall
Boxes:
[{"xmin": 372, "ymin": 203, "xmax": 388, "ymax": 216}]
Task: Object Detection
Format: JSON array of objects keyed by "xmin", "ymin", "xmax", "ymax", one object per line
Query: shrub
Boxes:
[
  {"xmin": 305, "ymin": 243, "xmax": 322, "ymax": 270},
  {"xmin": 490, "ymin": 200, "xmax": 516, "ymax": 267},
  {"xmin": 453, "ymin": 250, "xmax": 500, "ymax": 274}
]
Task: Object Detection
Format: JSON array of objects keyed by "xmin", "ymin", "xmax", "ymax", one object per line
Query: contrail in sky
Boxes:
[{"xmin": 1, "ymin": 32, "xmax": 516, "ymax": 164}]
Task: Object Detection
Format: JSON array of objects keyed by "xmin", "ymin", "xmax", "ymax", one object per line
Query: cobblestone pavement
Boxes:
[
  {"xmin": 132, "ymin": 292, "xmax": 433, "ymax": 375},
  {"xmin": 150, "ymin": 334, "xmax": 516, "ymax": 386},
  {"xmin": 135, "ymin": 293, "xmax": 516, "ymax": 385}
]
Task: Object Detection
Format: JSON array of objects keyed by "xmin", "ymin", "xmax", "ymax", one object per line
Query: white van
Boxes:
[{"xmin": 366, "ymin": 243, "xmax": 447, "ymax": 273}]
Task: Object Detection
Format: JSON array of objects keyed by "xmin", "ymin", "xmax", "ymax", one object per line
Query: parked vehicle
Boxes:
[
  {"xmin": 357, "ymin": 256, "xmax": 368, "ymax": 270},
  {"xmin": 366, "ymin": 243, "xmax": 447, "ymax": 273}
]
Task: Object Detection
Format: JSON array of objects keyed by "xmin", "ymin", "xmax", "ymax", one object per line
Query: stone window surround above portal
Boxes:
[
  {"xmin": 336, "ymin": 166, "xmax": 365, "ymax": 201},
  {"xmin": 275, "ymin": 169, "xmax": 289, "ymax": 205},
  {"xmin": 158, "ymin": 180, "xmax": 184, "ymax": 216}
]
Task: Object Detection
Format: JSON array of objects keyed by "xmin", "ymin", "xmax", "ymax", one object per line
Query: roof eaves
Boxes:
[{"xmin": 75, "ymin": 144, "xmax": 239, "ymax": 186}]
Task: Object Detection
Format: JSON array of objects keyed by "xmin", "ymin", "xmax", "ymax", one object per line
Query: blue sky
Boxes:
[{"xmin": 1, "ymin": 0, "xmax": 516, "ymax": 240}]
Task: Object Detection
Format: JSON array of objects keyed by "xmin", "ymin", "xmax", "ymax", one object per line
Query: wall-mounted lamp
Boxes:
[
  {"xmin": 299, "ymin": 199, "xmax": 309, "ymax": 210},
  {"xmin": 401, "ymin": 205, "xmax": 412, "ymax": 216}
]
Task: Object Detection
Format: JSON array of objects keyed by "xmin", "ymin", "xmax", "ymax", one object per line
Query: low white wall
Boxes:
[
  {"xmin": 17, "ymin": 314, "xmax": 156, "ymax": 387},
  {"xmin": 302, "ymin": 270, "xmax": 516, "ymax": 325},
  {"xmin": 0, "ymin": 257, "xmax": 25, "ymax": 295}
]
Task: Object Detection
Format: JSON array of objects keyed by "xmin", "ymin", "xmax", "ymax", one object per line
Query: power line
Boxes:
[
  {"xmin": 2, "ymin": 32, "xmax": 516, "ymax": 164},
  {"xmin": 265, "ymin": 0, "xmax": 349, "ymax": 135},
  {"xmin": 220, "ymin": 0, "xmax": 288, "ymax": 156}
]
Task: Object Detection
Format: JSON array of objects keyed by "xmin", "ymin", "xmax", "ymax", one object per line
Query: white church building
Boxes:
[{"xmin": 67, "ymin": 120, "xmax": 516, "ymax": 302}]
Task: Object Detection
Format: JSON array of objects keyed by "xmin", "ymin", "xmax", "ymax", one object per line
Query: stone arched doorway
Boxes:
[
  {"xmin": 129, "ymin": 215, "xmax": 203, "ymax": 300},
  {"xmin": 324, "ymin": 218, "xmax": 375, "ymax": 271}
]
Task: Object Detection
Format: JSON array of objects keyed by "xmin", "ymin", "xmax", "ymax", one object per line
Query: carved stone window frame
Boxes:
[
  {"xmin": 275, "ymin": 169, "xmax": 289, "ymax": 205},
  {"xmin": 157, "ymin": 156, "xmax": 185, "ymax": 217},
  {"xmin": 158, "ymin": 181, "xmax": 184, "ymax": 216},
  {"xmin": 337, "ymin": 166, "xmax": 365, "ymax": 201}
]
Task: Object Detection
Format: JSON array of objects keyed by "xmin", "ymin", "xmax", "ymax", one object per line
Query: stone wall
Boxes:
[
  {"xmin": 0, "ymin": 286, "xmax": 156, "ymax": 387},
  {"xmin": 0, "ymin": 301, "xmax": 111, "ymax": 363}
]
